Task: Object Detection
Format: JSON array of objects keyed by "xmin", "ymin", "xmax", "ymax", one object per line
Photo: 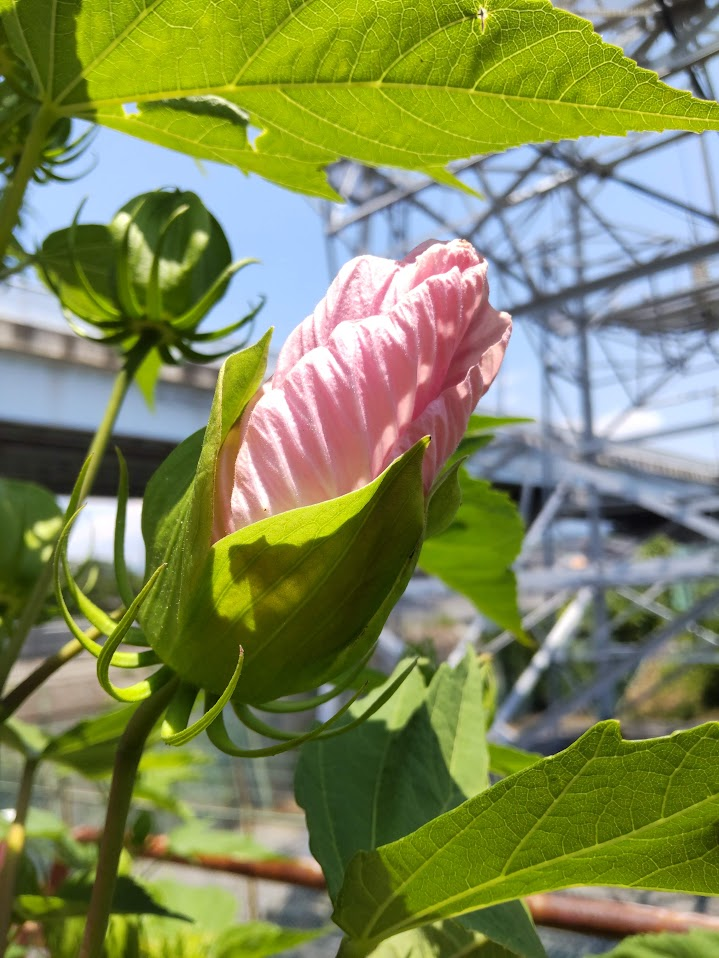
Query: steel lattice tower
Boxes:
[{"xmin": 322, "ymin": 0, "xmax": 719, "ymax": 745}]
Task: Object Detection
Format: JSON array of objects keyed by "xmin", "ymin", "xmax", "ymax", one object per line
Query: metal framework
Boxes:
[{"xmin": 322, "ymin": 0, "xmax": 719, "ymax": 745}]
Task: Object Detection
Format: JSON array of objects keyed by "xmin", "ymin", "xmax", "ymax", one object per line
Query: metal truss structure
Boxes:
[{"xmin": 321, "ymin": 0, "xmax": 719, "ymax": 746}]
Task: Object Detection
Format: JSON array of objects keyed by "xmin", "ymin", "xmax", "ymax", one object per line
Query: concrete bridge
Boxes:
[{"xmin": 0, "ymin": 314, "xmax": 218, "ymax": 496}]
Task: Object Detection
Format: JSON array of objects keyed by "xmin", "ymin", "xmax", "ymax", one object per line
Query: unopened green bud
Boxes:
[
  {"xmin": 109, "ymin": 190, "xmax": 233, "ymax": 329},
  {"xmin": 38, "ymin": 189, "xmax": 260, "ymax": 372}
]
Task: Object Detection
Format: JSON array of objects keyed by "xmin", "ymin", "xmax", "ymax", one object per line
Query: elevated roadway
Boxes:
[{"xmin": 0, "ymin": 314, "xmax": 217, "ymax": 495}]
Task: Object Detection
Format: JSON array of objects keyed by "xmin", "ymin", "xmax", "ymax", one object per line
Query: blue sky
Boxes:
[{"xmin": 15, "ymin": 124, "xmax": 334, "ymax": 349}]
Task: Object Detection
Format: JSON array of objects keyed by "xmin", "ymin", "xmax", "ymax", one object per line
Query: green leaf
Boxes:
[
  {"xmin": 334, "ymin": 721, "xmax": 719, "ymax": 947},
  {"xmin": 135, "ymin": 748, "xmax": 210, "ymax": 818},
  {"xmin": 43, "ymin": 915, "xmax": 141, "ymax": 958},
  {"xmin": 133, "ymin": 879, "xmax": 327, "ymax": 958},
  {"xmin": 0, "ymin": 717, "xmax": 50, "ymax": 758},
  {"xmin": 419, "ymin": 472, "xmax": 526, "ymax": 639},
  {"xmin": 590, "ymin": 929, "xmax": 719, "ymax": 958},
  {"xmin": 134, "ymin": 348, "xmax": 163, "ymax": 409},
  {"xmin": 297, "ymin": 655, "xmax": 545, "ymax": 958},
  {"xmin": 0, "ymin": 807, "xmax": 67, "ymax": 841},
  {"xmin": 363, "ymin": 919, "xmax": 522, "ymax": 958},
  {"xmin": 296, "ymin": 660, "xmax": 428, "ymax": 898},
  {"xmin": 160, "ymin": 438, "xmax": 427, "ymax": 702},
  {"xmin": 15, "ymin": 875, "xmax": 186, "ymax": 921},
  {"xmin": 464, "ymin": 416, "xmax": 533, "ymax": 433},
  {"xmin": 0, "ymin": 478, "xmax": 62, "ymax": 617},
  {"xmin": 5, "ymin": 0, "xmax": 719, "ymax": 197},
  {"xmin": 141, "ymin": 878, "xmax": 237, "ymax": 932},
  {"xmin": 166, "ymin": 821, "xmax": 277, "ymax": 861},
  {"xmin": 41, "ymin": 704, "xmax": 138, "ymax": 778},
  {"xmin": 213, "ymin": 922, "xmax": 330, "ymax": 958},
  {"xmin": 450, "ymin": 416, "xmax": 532, "ymax": 466},
  {"xmin": 487, "ymin": 743, "xmax": 541, "ymax": 778},
  {"xmin": 141, "ymin": 429, "xmax": 204, "ymax": 579}
]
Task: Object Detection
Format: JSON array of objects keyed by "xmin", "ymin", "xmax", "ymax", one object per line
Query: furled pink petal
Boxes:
[
  {"xmin": 273, "ymin": 239, "xmax": 486, "ymax": 387},
  {"xmin": 215, "ymin": 239, "xmax": 511, "ymax": 537}
]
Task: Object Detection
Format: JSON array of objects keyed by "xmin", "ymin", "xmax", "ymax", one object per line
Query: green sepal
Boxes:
[
  {"xmin": 134, "ymin": 348, "xmax": 163, "ymax": 409},
  {"xmin": 425, "ymin": 458, "xmax": 464, "ymax": 540},
  {"xmin": 39, "ymin": 223, "xmax": 118, "ymax": 325},
  {"xmin": 109, "ymin": 190, "xmax": 232, "ymax": 325},
  {"xmin": 140, "ymin": 334, "xmax": 271, "ymax": 641},
  {"xmin": 156, "ymin": 439, "xmax": 427, "ymax": 703}
]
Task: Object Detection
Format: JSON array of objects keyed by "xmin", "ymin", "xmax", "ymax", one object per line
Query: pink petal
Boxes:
[
  {"xmin": 273, "ymin": 239, "xmax": 486, "ymax": 387},
  {"xmin": 214, "ymin": 239, "xmax": 512, "ymax": 538},
  {"xmin": 224, "ymin": 255, "xmax": 497, "ymax": 532}
]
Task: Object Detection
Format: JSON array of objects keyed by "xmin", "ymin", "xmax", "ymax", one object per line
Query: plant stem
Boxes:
[
  {"xmin": 0, "ymin": 104, "xmax": 54, "ymax": 267},
  {"xmin": 0, "ymin": 637, "xmax": 83, "ymax": 721},
  {"xmin": 0, "ymin": 343, "xmax": 151, "ymax": 695},
  {"xmin": 79, "ymin": 678, "xmax": 177, "ymax": 958},
  {"xmin": 78, "ymin": 342, "xmax": 148, "ymax": 506},
  {"xmin": 0, "ymin": 757, "xmax": 38, "ymax": 954}
]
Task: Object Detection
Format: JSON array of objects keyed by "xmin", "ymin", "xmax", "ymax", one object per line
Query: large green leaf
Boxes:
[
  {"xmin": 334, "ymin": 721, "xmax": 719, "ymax": 947},
  {"xmin": 591, "ymin": 929, "xmax": 719, "ymax": 958},
  {"xmin": 4, "ymin": 0, "xmax": 719, "ymax": 197},
  {"xmin": 361, "ymin": 921, "xmax": 518, "ymax": 958},
  {"xmin": 297, "ymin": 655, "xmax": 545, "ymax": 958},
  {"xmin": 296, "ymin": 661, "xmax": 431, "ymax": 898},
  {"xmin": 419, "ymin": 472, "xmax": 525, "ymax": 639}
]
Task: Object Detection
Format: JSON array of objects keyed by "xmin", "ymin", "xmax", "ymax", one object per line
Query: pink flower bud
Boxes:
[{"xmin": 214, "ymin": 239, "xmax": 511, "ymax": 539}]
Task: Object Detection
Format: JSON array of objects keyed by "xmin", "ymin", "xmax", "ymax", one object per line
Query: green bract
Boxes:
[
  {"xmin": 38, "ymin": 190, "xmax": 261, "ymax": 389},
  {"xmin": 140, "ymin": 334, "xmax": 428, "ymax": 705}
]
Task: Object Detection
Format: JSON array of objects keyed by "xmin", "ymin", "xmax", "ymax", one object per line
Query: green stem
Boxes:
[
  {"xmin": 0, "ymin": 342, "xmax": 152, "ymax": 695},
  {"xmin": 0, "ymin": 637, "xmax": 83, "ymax": 721},
  {"xmin": 79, "ymin": 679, "xmax": 178, "ymax": 958},
  {"xmin": 0, "ymin": 105, "xmax": 54, "ymax": 267},
  {"xmin": 75, "ymin": 341, "xmax": 149, "ymax": 504},
  {"xmin": 0, "ymin": 757, "xmax": 39, "ymax": 954}
]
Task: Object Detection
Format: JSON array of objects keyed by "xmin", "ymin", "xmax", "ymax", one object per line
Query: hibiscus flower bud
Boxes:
[
  {"xmin": 141, "ymin": 240, "xmax": 511, "ymax": 705},
  {"xmin": 38, "ymin": 189, "xmax": 261, "ymax": 378},
  {"xmin": 215, "ymin": 238, "xmax": 511, "ymax": 534}
]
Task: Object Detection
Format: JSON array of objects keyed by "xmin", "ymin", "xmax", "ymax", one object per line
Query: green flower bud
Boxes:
[
  {"xmin": 138, "ymin": 335, "xmax": 427, "ymax": 705},
  {"xmin": 38, "ymin": 190, "xmax": 261, "ymax": 379}
]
